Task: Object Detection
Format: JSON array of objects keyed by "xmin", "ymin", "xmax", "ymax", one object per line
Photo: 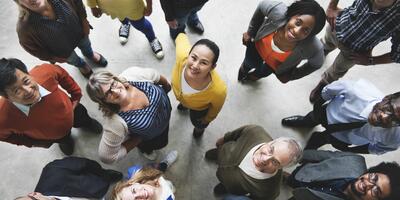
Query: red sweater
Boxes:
[{"xmin": 0, "ymin": 64, "xmax": 82, "ymax": 147}]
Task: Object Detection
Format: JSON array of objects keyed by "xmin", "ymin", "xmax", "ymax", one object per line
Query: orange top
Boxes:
[
  {"xmin": 0, "ymin": 64, "xmax": 82, "ymax": 147},
  {"xmin": 255, "ymin": 33, "xmax": 292, "ymax": 71}
]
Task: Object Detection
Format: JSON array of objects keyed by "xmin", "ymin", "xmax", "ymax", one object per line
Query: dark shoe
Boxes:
[
  {"xmin": 282, "ymin": 115, "xmax": 314, "ymax": 127},
  {"xmin": 92, "ymin": 53, "xmax": 108, "ymax": 67},
  {"xmin": 205, "ymin": 148, "xmax": 218, "ymax": 161},
  {"xmin": 79, "ymin": 65, "xmax": 93, "ymax": 79},
  {"xmin": 309, "ymin": 80, "xmax": 327, "ymax": 103},
  {"xmin": 86, "ymin": 118, "xmax": 103, "ymax": 134},
  {"xmin": 102, "ymin": 169, "xmax": 123, "ymax": 183},
  {"xmin": 213, "ymin": 183, "xmax": 227, "ymax": 196},
  {"xmin": 193, "ymin": 127, "xmax": 205, "ymax": 138},
  {"xmin": 119, "ymin": 23, "xmax": 130, "ymax": 44},
  {"xmin": 58, "ymin": 136, "xmax": 74, "ymax": 156},
  {"xmin": 238, "ymin": 64, "xmax": 248, "ymax": 81},
  {"xmin": 150, "ymin": 38, "xmax": 164, "ymax": 59},
  {"xmin": 188, "ymin": 21, "xmax": 204, "ymax": 34},
  {"xmin": 177, "ymin": 103, "xmax": 188, "ymax": 111}
]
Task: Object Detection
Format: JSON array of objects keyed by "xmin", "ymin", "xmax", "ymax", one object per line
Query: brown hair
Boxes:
[{"xmin": 111, "ymin": 167, "xmax": 163, "ymax": 200}]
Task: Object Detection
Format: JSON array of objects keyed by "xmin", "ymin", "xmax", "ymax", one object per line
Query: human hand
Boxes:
[
  {"xmin": 350, "ymin": 51, "xmax": 373, "ymax": 65},
  {"xmin": 162, "ymin": 82, "xmax": 171, "ymax": 94},
  {"xmin": 91, "ymin": 7, "xmax": 103, "ymax": 18},
  {"xmin": 326, "ymin": 7, "xmax": 341, "ymax": 30},
  {"xmin": 242, "ymin": 32, "xmax": 252, "ymax": 46},
  {"xmin": 144, "ymin": 5, "xmax": 152, "ymax": 16},
  {"xmin": 167, "ymin": 20, "xmax": 178, "ymax": 29}
]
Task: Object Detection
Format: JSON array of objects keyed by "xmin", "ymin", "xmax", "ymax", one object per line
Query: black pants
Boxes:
[
  {"xmin": 56, "ymin": 103, "xmax": 92, "ymax": 144},
  {"xmin": 304, "ymin": 104, "xmax": 369, "ymax": 153},
  {"xmin": 138, "ymin": 125, "xmax": 169, "ymax": 154},
  {"xmin": 190, "ymin": 108, "xmax": 209, "ymax": 129}
]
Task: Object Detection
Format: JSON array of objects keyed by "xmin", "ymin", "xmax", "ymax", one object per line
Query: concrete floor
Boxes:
[{"xmin": 1, "ymin": 0, "xmax": 399, "ymax": 199}]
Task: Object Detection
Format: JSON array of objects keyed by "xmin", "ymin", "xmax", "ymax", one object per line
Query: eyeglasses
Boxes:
[
  {"xmin": 104, "ymin": 80, "xmax": 117, "ymax": 99},
  {"xmin": 367, "ymin": 173, "xmax": 382, "ymax": 199}
]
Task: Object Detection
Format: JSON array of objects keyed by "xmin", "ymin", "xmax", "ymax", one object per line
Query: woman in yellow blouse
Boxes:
[{"xmin": 171, "ymin": 33, "xmax": 227, "ymax": 138}]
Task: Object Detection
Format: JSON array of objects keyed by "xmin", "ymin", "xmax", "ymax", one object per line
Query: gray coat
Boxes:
[
  {"xmin": 291, "ymin": 150, "xmax": 367, "ymax": 200},
  {"xmin": 247, "ymin": 0, "xmax": 324, "ymax": 78}
]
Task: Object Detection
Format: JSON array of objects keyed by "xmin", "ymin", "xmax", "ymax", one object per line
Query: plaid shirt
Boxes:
[{"xmin": 335, "ymin": 0, "xmax": 400, "ymax": 63}]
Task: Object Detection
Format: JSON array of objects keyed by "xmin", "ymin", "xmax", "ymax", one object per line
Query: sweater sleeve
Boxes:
[
  {"xmin": 51, "ymin": 65, "xmax": 82, "ymax": 102},
  {"xmin": 175, "ymin": 33, "xmax": 191, "ymax": 62},
  {"xmin": 203, "ymin": 82, "xmax": 227, "ymax": 123},
  {"xmin": 247, "ymin": 0, "xmax": 286, "ymax": 37},
  {"xmin": 17, "ymin": 23, "xmax": 56, "ymax": 62},
  {"xmin": 160, "ymin": 0, "xmax": 176, "ymax": 21},
  {"xmin": 119, "ymin": 67, "xmax": 161, "ymax": 83},
  {"xmin": 98, "ymin": 115, "xmax": 129, "ymax": 164},
  {"xmin": 223, "ymin": 125, "xmax": 263, "ymax": 143}
]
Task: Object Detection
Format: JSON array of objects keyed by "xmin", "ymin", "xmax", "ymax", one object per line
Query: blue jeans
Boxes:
[
  {"xmin": 169, "ymin": 4, "xmax": 205, "ymax": 39},
  {"xmin": 66, "ymin": 36, "xmax": 94, "ymax": 68},
  {"xmin": 121, "ymin": 17, "xmax": 156, "ymax": 42},
  {"xmin": 242, "ymin": 42, "xmax": 273, "ymax": 79}
]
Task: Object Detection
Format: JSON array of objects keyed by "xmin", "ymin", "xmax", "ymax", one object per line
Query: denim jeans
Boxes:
[
  {"xmin": 121, "ymin": 17, "xmax": 156, "ymax": 42},
  {"xmin": 66, "ymin": 36, "xmax": 94, "ymax": 68},
  {"xmin": 169, "ymin": 4, "xmax": 205, "ymax": 39}
]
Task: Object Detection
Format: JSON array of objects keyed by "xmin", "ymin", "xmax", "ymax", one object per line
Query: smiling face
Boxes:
[
  {"xmin": 368, "ymin": 95, "xmax": 400, "ymax": 128},
  {"xmin": 283, "ymin": 14, "xmax": 315, "ymax": 42},
  {"xmin": 17, "ymin": 0, "xmax": 47, "ymax": 12},
  {"xmin": 252, "ymin": 140, "xmax": 292, "ymax": 174},
  {"xmin": 99, "ymin": 79, "xmax": 128, "ymax": 105},
  {"xmin": 4, "ymin": 69, "xmax": 40, "ymax": 105},
  {"xmin": 119, "ymin": 183, "xmax": 158, "ymax": 200},
  {"xmin": 347, "ymin": 173, "xmax": 391, "ymax": 200},
  {"xmin": 185, "ymin": 44, "xmax": 215, "ymax": 80}
]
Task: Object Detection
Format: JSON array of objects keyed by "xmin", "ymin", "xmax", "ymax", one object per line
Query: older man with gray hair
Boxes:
[{"xmin": 205, "ymin": 125, "xmax": 303, "ymax": 200}]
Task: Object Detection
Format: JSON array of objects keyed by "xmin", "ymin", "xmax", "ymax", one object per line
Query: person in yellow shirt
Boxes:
[
  {"xmin": 86, "ymin": 0, "xmax": 164, "ymax": 59},
  {"xmin": 171, "ymin": 33, "xmax": 227, "ymax": 137}
]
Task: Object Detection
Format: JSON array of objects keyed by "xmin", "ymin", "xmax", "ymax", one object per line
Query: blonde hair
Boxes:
[
  {"xmin": 111, "ymin": 167, "xmax": 163, "ymax": 200},
  {"xmin": 86, "ymin": 71, "xmax": 128, "ymax": 117}
]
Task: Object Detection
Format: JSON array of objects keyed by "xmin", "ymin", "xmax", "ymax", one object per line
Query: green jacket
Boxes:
[{"xmin": 217, "ymin": 125, "xmax": 282, "ymax": 200}]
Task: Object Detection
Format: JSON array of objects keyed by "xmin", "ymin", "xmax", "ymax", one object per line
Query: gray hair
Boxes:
[
  {"xmin": 86, "ymin": 71, "xmax": 127, "ymax": 117},
  {"xmin": 273, "ymin": 137, "xmax": 303, "ymax": 167}
]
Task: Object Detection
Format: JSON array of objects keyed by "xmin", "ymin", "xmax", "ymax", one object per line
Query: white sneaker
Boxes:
[
  {"xmin": 141, "ymin": 150, "xmax": 158, "ymax": 161},
  {"xmin": 119, "ymin": 23, "xmax": 130, "ymax": 44},
  {"xmin": 150, "ymin": 38, "xmax": 164, "ymax": 59},
  {"xmin": 160, "ymin": 150, "xmax": 178, "ymax": 168}
]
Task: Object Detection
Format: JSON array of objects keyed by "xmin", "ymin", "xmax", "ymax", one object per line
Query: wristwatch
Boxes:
[{"xmin": 368, "ymin": 57, "xmax": 375, "ymax": 65}]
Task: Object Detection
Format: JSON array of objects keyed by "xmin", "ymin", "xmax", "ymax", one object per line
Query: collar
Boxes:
[
  {"xmin": 13, "ymin": 85, "xmax": 51, "ymax": 116},
  {"xmin": 360, "ymin": 98, "xmax": 382, "ymax": 119}
]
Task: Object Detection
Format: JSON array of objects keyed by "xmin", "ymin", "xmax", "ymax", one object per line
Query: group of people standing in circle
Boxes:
[{"xmin": 2, "ymin": 0, "xmax": 400, "ymax": 199}]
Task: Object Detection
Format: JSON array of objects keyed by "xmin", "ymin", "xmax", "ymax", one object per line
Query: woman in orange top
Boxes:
[{"xmin": 238, "ymin": 0, "xmax": 326, "ymax": 83}]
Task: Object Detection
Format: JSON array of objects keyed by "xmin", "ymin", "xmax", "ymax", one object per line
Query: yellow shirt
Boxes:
[
  {"xmin": 86, "ymin": 0, "xmax": 146, "ymax": 21},
  {"xmin": 171, "ymin": 34, "xmax": 227, "ymax": 123}
]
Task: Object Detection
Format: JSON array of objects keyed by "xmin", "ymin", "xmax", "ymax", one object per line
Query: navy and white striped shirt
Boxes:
[
  {"xmin": 28, "ymin": 0, "xmax": 83, "ymax": 58},
  {"xmin": 335, "ymin": 0, "xmax": 400, "ymax": 62},
  {"xmin": 118, "ymin": 82, "xmax": 172, "ymax": 141}
]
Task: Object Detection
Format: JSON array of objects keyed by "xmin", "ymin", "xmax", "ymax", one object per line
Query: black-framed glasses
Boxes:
[{"xmin": 367, "ymin": 173, "xmax": 382, "ymax": 199}]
